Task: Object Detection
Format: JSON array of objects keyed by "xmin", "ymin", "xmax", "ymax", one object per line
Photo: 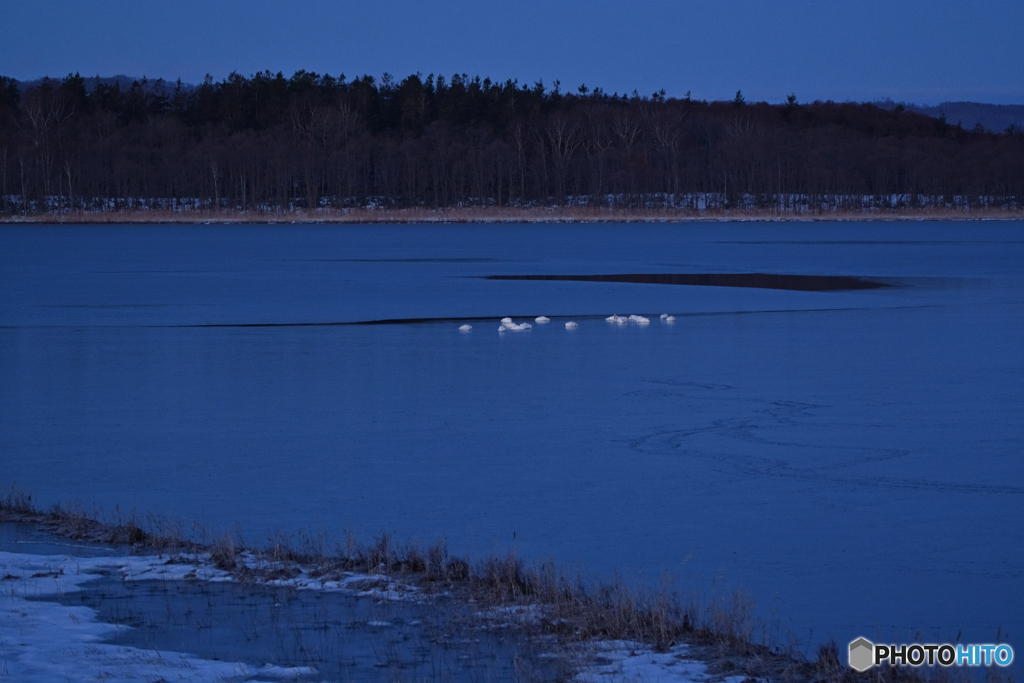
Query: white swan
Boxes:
[
  {"xmin": 660, "ymin": 313, "xmax": 669, "ymax": 320},
  {"xmin": 665, "ymin": 315, "xmax": 676, "ymax": 322},
  {"xmin": 459, "ymin": 324, "xmax": 472, "ymax": 332},
  {"xmin": 565, "ymin": 321, "xmax": 579, "ymax": 329},
  {"xmin": 500, "ymin": 319, "xmax": 532, "ymax": 332},
  {"xmin": 629, "ymin": 315, "xmax": 651, "ymax": 324},
  {"xmin": 535, "ymin": 316, "xmax": 550, "ymax": 323},
  {"xmin": 606, "ymin": 314, "xmax": 618, "ymax": 322}
]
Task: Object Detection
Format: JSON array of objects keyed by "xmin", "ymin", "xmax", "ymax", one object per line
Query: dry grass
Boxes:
[
  {"xmin": 0, "ymin": 484, "xmax": 200, "ymax": 551},
  {"xmin": 0, "ymin": 486, "xmax": 951, "ymax": 683},
  {"xmin": 2, "ymin": 205, "xmax": 1022, "ymax": 224}
]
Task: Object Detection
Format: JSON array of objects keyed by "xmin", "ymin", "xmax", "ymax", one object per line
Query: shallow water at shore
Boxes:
[
  {"xmin": 0, "ymin": 538, "xmax": 562, "ymax": 682},
  {"xmin": 41, "ymin": 576, "xmax": 552, "ymax": 682},
  {"xmin": 1, "ymin": 220, "xmax": 1022, "ymax": 655}
]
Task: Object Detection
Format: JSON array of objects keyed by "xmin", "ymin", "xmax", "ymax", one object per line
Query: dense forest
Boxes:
[{"xmin": 1, "ymin": 71, "xmax": 1022, "ymax": 214}]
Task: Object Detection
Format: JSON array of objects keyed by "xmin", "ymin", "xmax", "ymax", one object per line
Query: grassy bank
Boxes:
[
  {"xmin": 0, "ymin": 487, "xmax": 951, "ymax": 683},
  {"xmin": 1, "ymin": 206, "xmax": 1022, "ymax": 224}
]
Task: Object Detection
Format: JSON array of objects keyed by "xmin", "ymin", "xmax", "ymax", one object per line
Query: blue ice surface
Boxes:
[{"xmin": 1, "ymin": 221, "xmax": 1022, "ymax": 656}]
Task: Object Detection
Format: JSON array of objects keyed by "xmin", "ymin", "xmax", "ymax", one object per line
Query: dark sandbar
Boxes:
[{"xmin": 485, "ymin": 272, "xmax": 888, "ymax": 291}]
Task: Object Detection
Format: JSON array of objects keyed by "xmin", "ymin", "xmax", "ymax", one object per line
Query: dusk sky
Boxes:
[{"xmin": 3, "ymin": 0, "xmax": 1023, "ymax": 104}]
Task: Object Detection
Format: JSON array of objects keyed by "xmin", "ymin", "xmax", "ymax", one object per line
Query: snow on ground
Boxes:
[
  {"xmin": 1, "ymin": 549, "xmax": 748, "ymax": 682},
  {"xmin": 236, "ymin": 553, "xmax": 422, "ymax": 600},
  {"xmin": 472, "ymin": 603, "xmax": 546, "ymax": 628},
  {"xmin": 574, "ymin": 641, "xmax": 752, "ymax": 683},
  {"xmin": 0, "ymin": 549, "xmax": 419, "ymax": 682}
]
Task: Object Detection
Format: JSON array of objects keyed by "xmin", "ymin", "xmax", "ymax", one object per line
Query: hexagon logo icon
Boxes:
[{"xmin": 849, "ymin": 637, "xmax": 875, "ymax": 672}]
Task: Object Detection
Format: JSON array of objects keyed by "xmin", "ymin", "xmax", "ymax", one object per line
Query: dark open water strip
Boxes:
[
  {"xmin": 484, "ymin": 273, "xmax": 890, "ymax": 291},
  {"xmin": 169, "ymin": 307, "xmax": 919, "ymax": 328},
  {"xmin": 0, "ymin": 306, "xmax": 934, "ymax": 330}
]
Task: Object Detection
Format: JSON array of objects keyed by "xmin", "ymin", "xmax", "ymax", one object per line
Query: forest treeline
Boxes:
[{"xmin": 1, "ymin": 71, "xmax": 1022, "ymax": 214}]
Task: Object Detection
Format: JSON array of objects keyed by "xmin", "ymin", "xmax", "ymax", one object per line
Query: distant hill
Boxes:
[{"xmin": 875, "ymin": 99, "xmax": 1024, "ymax": 133}]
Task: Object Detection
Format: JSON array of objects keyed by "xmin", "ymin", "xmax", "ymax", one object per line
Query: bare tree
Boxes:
[{"xmin": 545, "ymin": 113, "xmax": 583, "ymax": 203}]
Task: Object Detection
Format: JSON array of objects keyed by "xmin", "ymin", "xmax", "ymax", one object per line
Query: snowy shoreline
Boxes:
[
  {"xmin": 0, "ymin": 496, "xmax": 832, "ymax": 683},
  {"xmin": 1, "ymin": 544, "xmax": 759, "ymax": 683},
  {"xmin": 2, "ymin": 203, "xmax": 1022, "ymax": 225},
  {"xmin": 0, "ymin": 549, "xmax": 319, "ymax": 682}
]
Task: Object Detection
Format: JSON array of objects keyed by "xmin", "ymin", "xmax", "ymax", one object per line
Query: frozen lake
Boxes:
[{"xmin": 1, "ymin": 221, "xmax": 1021, "ymax": 654}]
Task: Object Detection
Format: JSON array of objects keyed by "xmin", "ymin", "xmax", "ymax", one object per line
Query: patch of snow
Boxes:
[
  {"xmin": 574, "ymin": 641, "xmax": 750, "ymax": 683},
  {"xmin": 473, "ymin": 604, "xmax": 546, "ymax": 629},
  {"xmin": 0, "ymin": 551, "xmax": 317, "ymax": 683}
]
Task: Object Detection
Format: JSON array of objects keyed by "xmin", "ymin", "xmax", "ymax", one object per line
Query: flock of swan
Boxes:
[{"xmin": 458, "ymin": 313, "xmax": 675, "ymax": 333}]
